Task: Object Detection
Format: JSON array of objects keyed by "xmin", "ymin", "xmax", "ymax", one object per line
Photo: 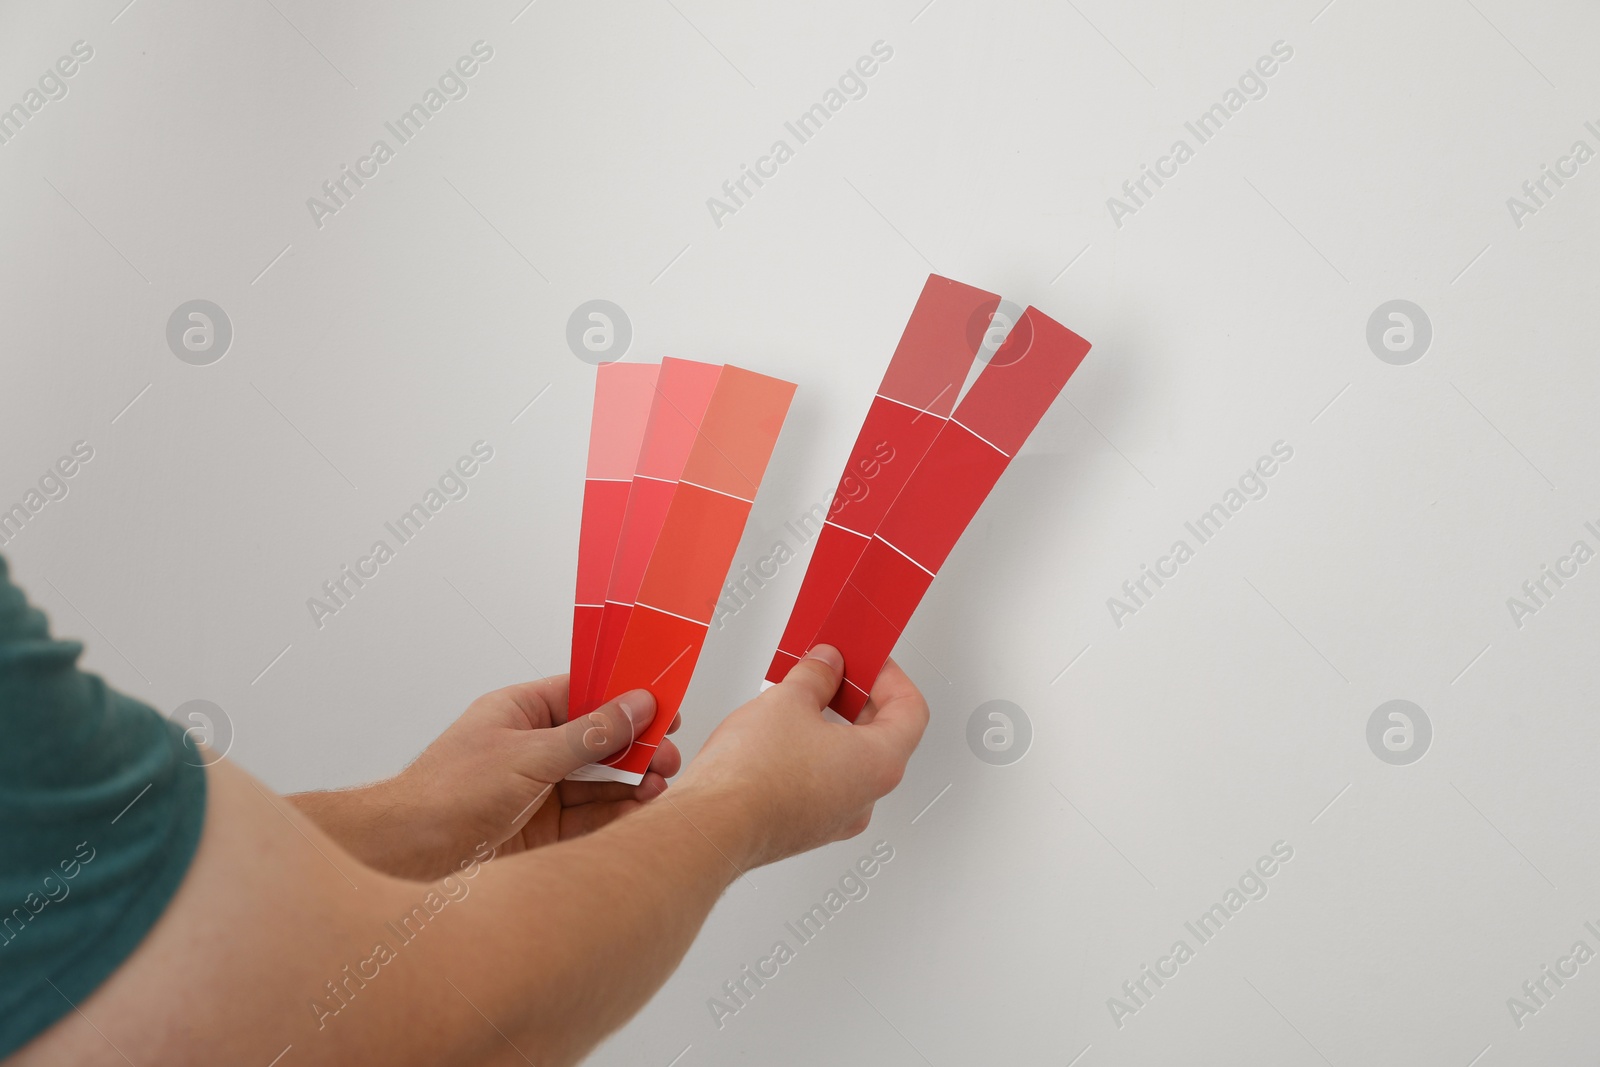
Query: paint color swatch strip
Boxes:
[
  {"xmin": 764, "ymin": 282, "xmax": 1090, "ymax": 716},
  {"xmin": 766, "ymin": 274, "xmax": 999, "ymax": 688},
  {"xmin": 570, "ymin": 362, "xmax": 660, "ymax": 717},
  {"xmin": 578, "ymin": 358, "xmax": 723, "ymax": 721},
  {"xmin": 810, "ymin": 305, "xmax": 1090, "ymax": 718},
  {"xmin": 571, "ymin": 365, "xmax": 796, "ymax": 784}
]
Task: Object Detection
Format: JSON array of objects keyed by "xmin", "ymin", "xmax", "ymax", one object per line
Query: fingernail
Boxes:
[
  {"xmin": 804, "ymin": 643, "xmax": 844, "ymax": 673},
  {"xmin": 619, "ymin": 689, "xmax": 656, "ymax": 728}
]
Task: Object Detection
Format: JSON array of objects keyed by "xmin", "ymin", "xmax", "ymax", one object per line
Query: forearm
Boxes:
[
  {"xmin": 421, "ymin": 782, "xmax": 761, "ymax": 1066},
  {"xmin": 25, "ymin": 649, "xmax": 913, "ymax": 1066},
  {"xmin": 288, "ymin": 778, "xmax": 452, "ymax": 881},
  {"xmin": 30, "ymin": 760, "xmax": 761, "ymax": 1067}
]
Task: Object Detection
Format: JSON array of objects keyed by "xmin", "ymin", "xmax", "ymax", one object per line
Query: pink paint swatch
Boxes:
[{"xmin": 570, "ymin": 363, "xmax": 661, "ymax": 717}]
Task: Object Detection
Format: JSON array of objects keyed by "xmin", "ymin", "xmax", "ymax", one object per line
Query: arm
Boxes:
[
  {"xmin": 13, "ymin": 647, "xmax": 925, "ymax": 1067},
  {"xmin": 286, "ymin": 676, "xmax": 681, "ymax": 881}
]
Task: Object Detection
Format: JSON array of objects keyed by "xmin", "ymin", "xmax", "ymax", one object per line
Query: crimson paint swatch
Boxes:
[
  {"xmin": 816, "ymin": 307, "xmax": 1090, "ymax": 716},
  {"xmin": 766, "ymin": 279, "xmax": 1091, "ymax": 718},
  {"xmin": 767, "ymin": 274, "xmax": 1000, "ymax": 685}
]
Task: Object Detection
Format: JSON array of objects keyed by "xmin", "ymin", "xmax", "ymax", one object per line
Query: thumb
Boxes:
[
  {"xmin": 534, "ymin": 689, "xmax": 656, "ymax": 779},
  {"xmin": 778, "ymin": 644, "xmax": 845, "ymax": 712}
]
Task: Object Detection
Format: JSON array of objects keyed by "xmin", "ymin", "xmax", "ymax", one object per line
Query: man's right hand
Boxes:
[{"xmin": 674, "ymin": 645, "xmax": 929, "ymax": 869}]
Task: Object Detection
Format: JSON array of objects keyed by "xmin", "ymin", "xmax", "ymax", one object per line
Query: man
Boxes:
[{"xmin": 0, "ymin": 553, "xmax": 927, "ymax": 1064}]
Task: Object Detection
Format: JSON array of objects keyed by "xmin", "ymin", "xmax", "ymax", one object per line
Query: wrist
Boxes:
[
  {"xmin": 661, "ymin": 777, "xmax": 771, "ymax": 877},
  {"xmin": 369, "ymin": 768, "xmax": 463, "ymax": 879},
  {"xmin": 291, "ymin": 774, "xmax": 455, "ymax": 881}
]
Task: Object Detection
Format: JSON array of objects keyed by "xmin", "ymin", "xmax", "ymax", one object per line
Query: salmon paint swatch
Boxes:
[
  {"xmin": 580, "ymin": 358, "xmax": 723, "ymax": 725},
  {"xmin": 765, "ymin": 278, "xmax": 1091, "ymax": 719},
  {"xmin": 568, "ymin": 363, "xmax": 796, "ymax": 785},
  {"xmin": 570, "ymin": 362, "xmax": 661, "ymax": 718}
]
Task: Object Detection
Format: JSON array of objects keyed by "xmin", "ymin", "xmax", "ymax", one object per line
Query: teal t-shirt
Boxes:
[{"xmin": 0, "ymin": 555, "xmax": 206, "ymax": 1057}]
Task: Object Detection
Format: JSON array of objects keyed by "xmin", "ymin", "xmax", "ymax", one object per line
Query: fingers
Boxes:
[
  {"xmin": 667, "ymin": 713, "xmax": 682, "ymax": 736},
  {"xmin": 559, "ymin": 798, "xmax": 642, "ymax": 838},
  {"xmin": 556, "ymin": 738, "xmax": 679, "ymax": 806},
  {"xmin": 494, "ymin": 675, "xmax": 570, "ymax": 728},
  {"xmin": 778, "ymin": 644, "xmax": 845, "ymax": 711},
  {"xmin": 649, "ymin": 736, "xmax": 682, "ymax": 778},
  {"xmin": 866, "ymin": 656, "xmax": 920, "ymax": 708},
  {"xmin": 859, "ymin": 658, "xmax": 929, "ymax": 761},
  {"xmin": 528, "ymin": 688, "xmax": 656, "ymax": 781},
  {"xmin": 558, "ymin": 780, "xmax": 635, "ymax": 806}
]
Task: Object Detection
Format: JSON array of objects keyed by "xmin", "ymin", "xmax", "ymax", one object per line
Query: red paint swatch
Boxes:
[
  {"xmin": 573, "ymin": 365, "xmax": 796, "ymax": 784},
  {"xmin": 581, "ymin": 359, "xmax": 722, "ymax": 719},
  {"xmin": 813, "ymin": 305, "xmax": 1091, "ymax": 717},
  {"xmin": 766, "ymin": 274, "xmax": 999, "ymax": 686},
  {"xmin": 570, "ymin": 363, "xmax": 660, "ymax": 716}
]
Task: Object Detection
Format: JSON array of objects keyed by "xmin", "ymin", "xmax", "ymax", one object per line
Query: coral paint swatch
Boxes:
[
  {"xmin": 568, "ymin": 362, "xmax": 795, "ymax": 785},
  {"xmin": 581, "ymin": 358, "xmax": 722, "ymax": 727}
]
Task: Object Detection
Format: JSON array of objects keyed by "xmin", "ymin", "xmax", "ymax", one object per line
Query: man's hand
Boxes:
[
  {"xmin": 33, "ymin": 650, "xmax": 927, "ymax": 1067},
  {"xmin": 673, "ymin": 645, "xmax": 929, "ymax": 870},
  {"xmin": 290, "ymin": 675, "xmax": 682, "ymax": 880}
]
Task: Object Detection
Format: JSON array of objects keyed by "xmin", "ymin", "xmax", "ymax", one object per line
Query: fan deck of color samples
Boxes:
[
  {"xmin": 566, "ymin": 277, "xmax": 1086, "ymax": 780},
  {"xmin": 766, "ymin": 274, "xmax": 1092, "ymax": 718},
  {"xmin": 569, "ymin": 359, "xmax": 796, "ymax": 784}
]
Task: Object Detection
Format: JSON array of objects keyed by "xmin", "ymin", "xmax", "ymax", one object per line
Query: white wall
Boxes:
[{"xmin": 4, "ymin": 0, "xmax": 1598, "ymax": 1062}]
